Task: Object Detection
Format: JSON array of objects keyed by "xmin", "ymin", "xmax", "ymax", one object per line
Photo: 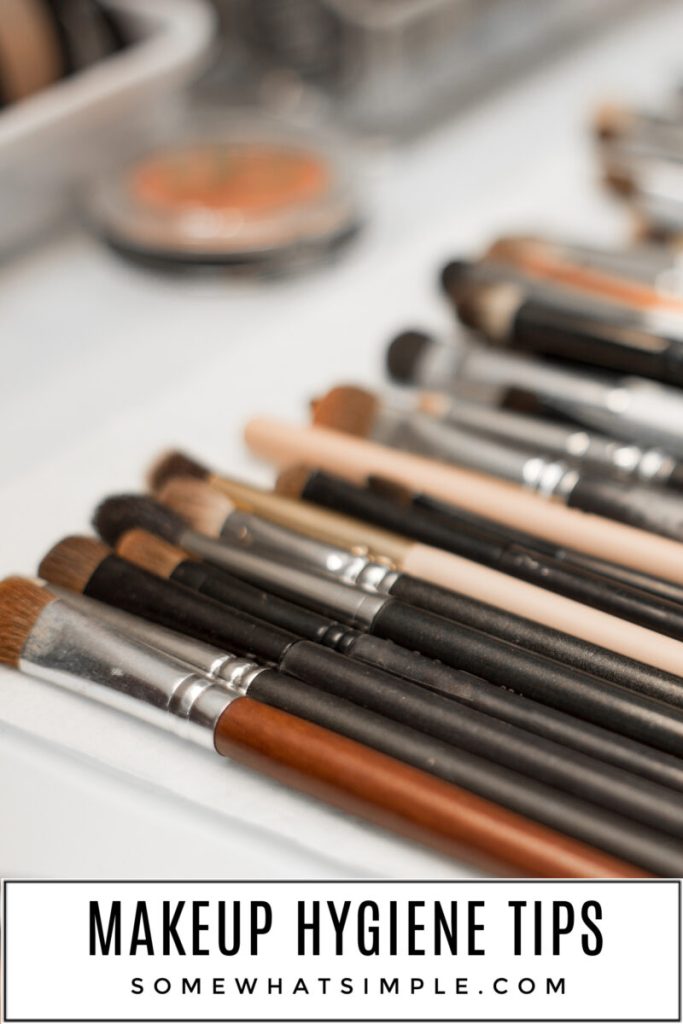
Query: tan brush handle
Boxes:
[{"xmin": 244, "ymin": 419, "xmax": 683, "ymax": 586}]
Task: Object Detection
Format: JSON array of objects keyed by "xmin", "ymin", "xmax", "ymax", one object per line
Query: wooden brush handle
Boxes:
[{"xmin": 214, "ymin": 697, "xmax": 647, "ymax": 879}]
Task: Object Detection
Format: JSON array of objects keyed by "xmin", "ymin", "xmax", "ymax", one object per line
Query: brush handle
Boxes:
[
  {"xmin": 567, "ymin": 477, "xmax": 683, "ymax": 541},
  {"xmin": 371, "ymin": 599, "xmax": 683, "ymax": 757},
  {"xmin": 214, "ymin": 699, "xmax": 656, "ymax": 877},
  {"xmin": 305, "ymin": 471, "xmax": 683, "ymax": 642},
  {"xmin": 171, "ymin": 560, "xmax": 336, "ymax": 644},
  {"xmin": 347, "ymin": 632, "xmax": 683, "ymax": 794},
  {"xmin": 244, "ymin": 417, "xmax": 683, "ymax": 585},
  {"xmin": 389, "ymin": 573, "xmax": 683, "ymax": 709},
  {"xmin": 85, "ymin": 556, "xmax": 295, "ymax": 663},
  {"xmin": 276, "ymin": 640, "xmax": 683, "ymax": 839},
  {"xmin": 510, "ymin": 298, "xmax": 683, "ymax": 386}
]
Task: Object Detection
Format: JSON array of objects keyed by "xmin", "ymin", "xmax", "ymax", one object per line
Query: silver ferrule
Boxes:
[
  {"xmin": 47, "ymin": 585, "xmax": 237, "ymax": 680},
  {"xmin": 219, "ymin": 509, "xmax": 372, "ymax": 585},
  {"xmin": 21, "ymin": 601, "xmax": 236, "ymax": 749},
  {"xmin": 214, "ymin": 657, "xmax": 270, "ymax": 695},
  {"xmin": 181, "ymin": 528, "xmax": 387, "ymax": 628},
  {"xmin": 521, "ymin": 457, "xmax": 579, "ymax": 501}
]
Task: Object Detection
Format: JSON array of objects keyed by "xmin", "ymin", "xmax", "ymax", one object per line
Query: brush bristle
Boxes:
[
  {"xmin": 147, "ymin": 450, "xmax": 210, "ymax": 494},
  {"xmin": 38, "ymin": 537, "xmax": 110, "ymax": 592},
  {"xmin": 157, "ymin": 478, "xmax": 233, "ymax": 537},
  {"xmin": 93, "ymin": 494, "xmax": 187, "ymax": 546},
  {"xmin": 274, "ymin": 464, "xmax": 315, "ymax": 500},
  {"xmin": 0, "ymin": 577, "xmax": 55, "ymax": 667},
  {"xmin": 386, "ymin": 330, "xmax": 431, "ymax": 384},
  {"xmin": 117, "ymin": 529, "xmax": 189, "ymax": 578},
  {"xmin": 593, "ymin": 102, "xmax": 632, "ymax": 142},
  {"xmin": 311, "ymin": 386, "xmax": 379, "ymax": 438}
]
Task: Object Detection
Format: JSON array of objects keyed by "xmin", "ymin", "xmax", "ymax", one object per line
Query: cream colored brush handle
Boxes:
[
  {"xmin": 403, "ymin": 543, "xmax": 683, "ymax": 678},
  {"xmin": 245, "ymin": 419, "xmax": 683, "ymax": 586}
]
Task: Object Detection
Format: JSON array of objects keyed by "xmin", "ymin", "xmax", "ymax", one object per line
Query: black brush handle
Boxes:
[
  {"xmin": 304, "ymin": 471, "xmax": 683, "ymax": 641},
  {"xmin": 171, "ymin": 560, "xmax": 336, "ymax": 644},
  {"xmin": 512, "ymin": 299, "xmax": 683, "ymax": 385},
  {"xmin": 243, "ymin": 671, "xmax": 683, "ymax": 877},
  {"xmin": 85, "ymin": 556, "xmax": 295, "ymax": 663},
  {"xmin": 389, "ymin": 573, "xmax": 683, "ymax": 706},
  {"xmin": 346, "ymin": 633, "xmax": 683, "ymax": 794},
  {"xmin": 567, "ymin": 477, "xmax": 683, "ymax": 542},
  {"xmin": 370, "ymin": 599, "xmax": 683, "ymax": 756},
  {"xmin": 278, "ymin": 641, "xmax": 683, "ymax": 838}
]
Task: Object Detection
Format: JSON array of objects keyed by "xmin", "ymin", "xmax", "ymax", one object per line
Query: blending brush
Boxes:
[
  {"xmin": 452, "ymin": 274, "xmax": 683, "ymax": 387},
  {"xmin": 91, "ymin": 495, "xmax": 683, "ymax": 756},
  {"xmin": 280, "ymin": 454, "xmax": 683, "ymax": 642},
  {"xmin": 244, "ymin": 416, "xmax": 683, "ymax": 587},
  {"xmin": 385, "ymin": 329, "xmax": 683, "ymax": 456},
  {"xmin": 312, "ymin": 384, "xmax": 683, "ymax": 542},
  {"xmin": 115, "ymin": 528, "xmax": 683, "ymax": 796},
  {"xmin": 149, "ymin": 452, "xmax": 683, "ymax": 687},
  {"xmin": 33, "ymin": 552, "xmax": 681, "ymax": 873},
  {"xmin": 113, "ymin": 524, "xmax": 683, "ymax": 819},
  {"xmin": 5, "ymin": 579, "xmax": 630, "ymax": 880}
]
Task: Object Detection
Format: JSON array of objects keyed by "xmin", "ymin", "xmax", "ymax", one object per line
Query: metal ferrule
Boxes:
[
  {"xmin": 20, "ymin": 601, "xmax": 236, "ymax": 749},
  {"xmin": 521, "ymin": 457, "xmax": 579, "ymax": 501},
  {"xmin": 214, "ymin": 658, "xmax": 270, "ymax": 695},
  {"xmin": 47, "ymin": 585, "xmax": 237, "ymax": 680},
  {"xmin": 180, "ymin": 528, "xmax": 387, "ymax": 628},
  {"xmin": 219, "ymin": 508, "xmax": 372, "ymax": 585}
]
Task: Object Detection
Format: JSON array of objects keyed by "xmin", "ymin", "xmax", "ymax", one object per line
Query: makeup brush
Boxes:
[
  {"xmin": 453, "ymin": 273, "xmax": 683, "ymax": 386},
  {"xmin": 158, "ymin": 474, "xmax": 683, "ymax": 703},
  {"xmin": 385, "ymin": 329, "xmax": 683, "ymax": 456},
  {"xmin": 92, "ymin": 496, "xmax": 683, "ymax": 757},
  {"xmin": 244, "ymin": 417, "xmax": 683, "ymax": 587},
  {"xmin": 35, "ymin": 554, "xmax": 678, "ymax": 872},
  {"xmin": 483, "ymin": 237, "xmax": 683, "ymax": 312},
  {"xmin": 149, "ymin": 453, "xmax": 683, "ymax": 689},
  {"xmin": 312, "ymin": 384, "xmax": 683, "ymax": 542},
  {"xmin": 282, "ymin": 447, "xmax": 683, "ymax": 642},
  {"xmin": 417, "ymin": 389, "xmax": 683, "ymax": 490},
  {"xmin": 6, "ymin": 579, "xmax": 628, "ymax": 879},
  {"xmin": 116, "ymin": 529, "xmax": 683, "ymax": 796}
]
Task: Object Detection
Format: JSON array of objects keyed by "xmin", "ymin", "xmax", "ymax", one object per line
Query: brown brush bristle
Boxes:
[
  {"xmin": 311, "ymin": 386, "xmax": 380, "ymax": 438},
  {"xmin": 603, "ymin": 165, "xmax": 636, "ymax": 197},
  {"xmin": 117, "ymin": 529, "xmax": 189, "ymax": 578},
  {"xmin": 274, "ymin": 464, "xmax": 316, "ymax": 500},
  {"xmin": 0, "ymin": 577, "xmax": 55, "ymax": 667},
  {"xmin": 38, "ymin": 536, "xmax": 110, "ymax": 592},
  {"xmin": 157, "ymin": 478, "xmax": 233, "ymax": 537},
  {"xmin": 147, "ymin": 450, "xmax": 210, "ymax": 494}
]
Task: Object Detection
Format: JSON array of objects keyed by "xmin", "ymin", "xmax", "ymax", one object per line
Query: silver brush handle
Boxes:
[{"xmin": 21, "ymin": 601, "xmax": 235, "ymax": 748}]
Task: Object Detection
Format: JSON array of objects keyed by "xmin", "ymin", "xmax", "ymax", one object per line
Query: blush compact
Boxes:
[{"xmin": 87, "ymin": 122, "xmax": 362, "ymax": 274}]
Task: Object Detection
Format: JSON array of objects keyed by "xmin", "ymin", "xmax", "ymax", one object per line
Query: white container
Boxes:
[{"xmin": 0, "ymin": 0, "xmax": 215, "ymax": 257}]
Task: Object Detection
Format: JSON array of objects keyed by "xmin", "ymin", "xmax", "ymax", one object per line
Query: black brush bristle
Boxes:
[
  {"xmin": 93, "ymin": 495, "xmax": 188, "ymax": 546},
  {"xmin": 386, "ymin": 330, "xmax": 432, "ymax": 384}
]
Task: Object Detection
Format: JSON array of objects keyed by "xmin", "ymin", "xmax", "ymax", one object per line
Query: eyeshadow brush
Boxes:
[
  {"xmin": 5, "ymin": 580, "xmax": 623, "ymax": 880},
  {"xmin": 386, "ymin": 328, "xmax": 683, "ymax": 456},
  {"xmin": 32, "ymin": 553, "xmax": 683, "ymax": 874},
  {"xmin": 91, "ymin": 497, "xmax": 683, "ymax": 755},
  {"xmin": 312, "ymin": 384, "xmax": 683, "ymax": 542},
  {"xmin": 149, "ymin": 453, "xmax": 683, "ymax": 686},
  {"xmin": 284, "ymin": 456, "xmax": 683, "ymax": 641},
  {"xmin": 116, "ymin": 529, "xmax": 683, "ymax": 795},
  {"xmin": 244, "ymin": 416, "xmax": 683, "ymax": 586}
]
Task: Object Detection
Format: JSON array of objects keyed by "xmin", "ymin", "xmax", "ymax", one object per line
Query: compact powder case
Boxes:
[{"xmin": 87, "ymin": 124, "xmax": 362, "ymax": 273}]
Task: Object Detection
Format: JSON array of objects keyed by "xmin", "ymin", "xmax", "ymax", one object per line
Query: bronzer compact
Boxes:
[{"xmin": 86, "ymin": 119, "xmax": 361, "ymax": 274}]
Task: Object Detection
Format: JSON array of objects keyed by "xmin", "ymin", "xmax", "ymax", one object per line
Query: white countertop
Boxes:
[{"xmin": 3, "ymin": 0, "xmax": 683, "ymax": 880}]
